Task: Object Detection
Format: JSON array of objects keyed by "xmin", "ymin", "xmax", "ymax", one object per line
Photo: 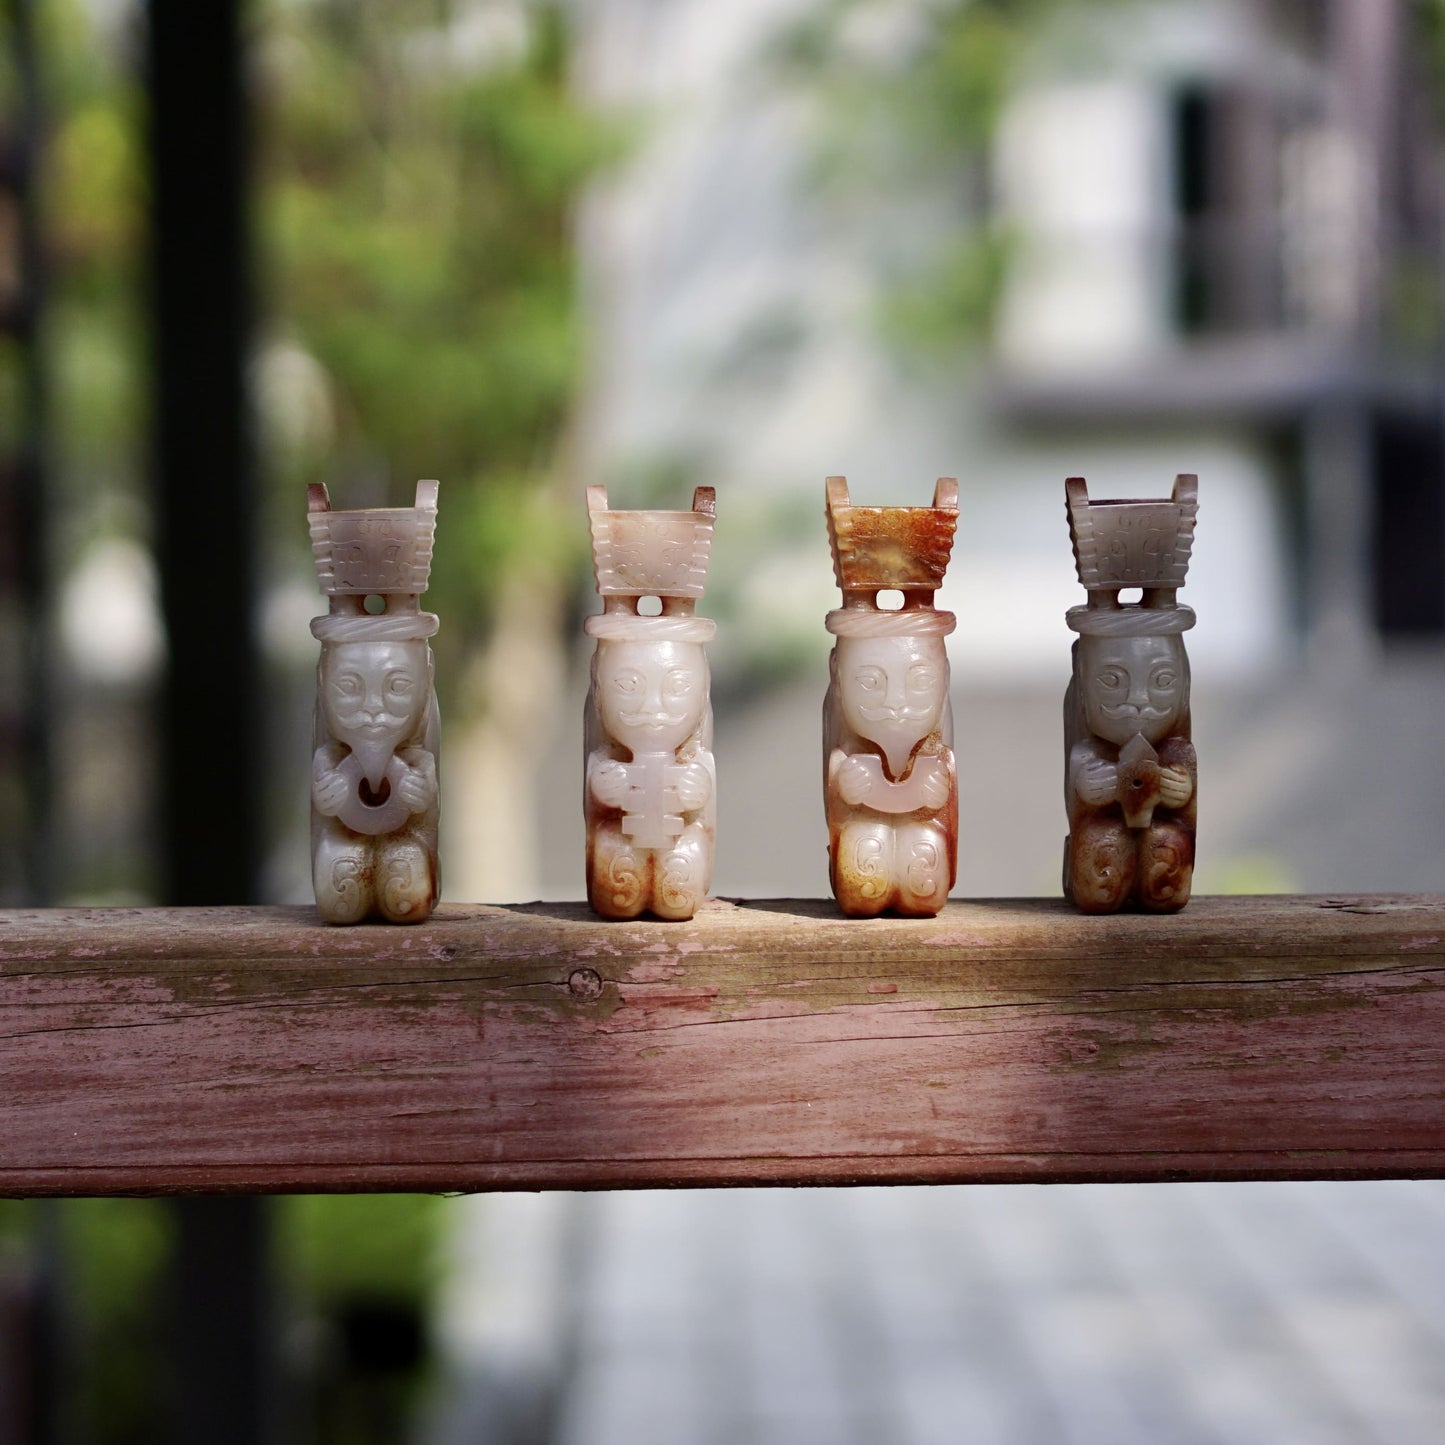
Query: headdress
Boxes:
[
  {"xmin": 1064, "ymin": 474, "xmax": 1197, "ymax": 637},
  {"xmin": 584, "ymin": 485, "xmax": 717, "ymax": 643},
  {"xmin": 824, "ymin": 475, "xmax": 958, "ymax": 638},
  {"xmin": 308, "ymin": 481, "xmax": 440, "ymax": 643}
]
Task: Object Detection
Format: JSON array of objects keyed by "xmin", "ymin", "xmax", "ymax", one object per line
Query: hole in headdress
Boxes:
[
  {"xmin": 1117, "ymin": 587, "xmax": 1142, "ymax": 605},
  {"xmin": 363, "ymin": 594, "xmax": 387, "ymax": 615},
  {"xmin": 877, "ymin": 589, "xmax": 904, "ymax": 611},
  {"xmin": 637, "ymin": 595, "xmax": 662, "ymax": 616}
]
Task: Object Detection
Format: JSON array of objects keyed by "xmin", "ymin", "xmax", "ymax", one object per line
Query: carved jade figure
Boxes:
[
  {"xmin": 1064, "ymin": 474, "xmax": 1198, "ymax": 913},
  {"xmin": 308, "ymin": 481, "xmax": 441, "ymax": 924},
  {"xmin": 584, "ymin": 485, "xmax": 716, "ymax": 921},
  {"xmin": 824, "ymin": 476, "xmax": 959, "ymax": 916}
]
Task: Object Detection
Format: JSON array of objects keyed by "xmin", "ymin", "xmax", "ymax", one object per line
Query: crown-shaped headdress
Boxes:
[
  {"xmin": 825, "ymin": 476, "xmax": 959, "ymax": 637},
  {"xmin": 308, "ymin": 480, "xmax": 440, "ymax": 643},
  {"xmin": 1065, "ymin": 474, "xmax": 1196, "ymax": 637},
  {"xmin": 584, "ymin": 485, "xmax": 717, "ymax": 642}
]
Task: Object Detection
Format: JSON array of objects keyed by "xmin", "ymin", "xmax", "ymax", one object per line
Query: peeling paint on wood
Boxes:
[{"xmin": 0, "ymin": 896, "xmax": 1440, "ymax": 1195}]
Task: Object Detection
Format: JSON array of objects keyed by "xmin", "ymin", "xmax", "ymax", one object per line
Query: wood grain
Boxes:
[{"xmin": 0, "ymin": 896, "xmax": 1441, "ymax": 1195}]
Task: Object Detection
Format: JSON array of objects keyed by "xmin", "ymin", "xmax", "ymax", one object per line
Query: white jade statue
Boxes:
[
  {"xmin": 824, "ymin": 476, "xmax": 959, "ymax": 916},
  {"xmin": 1064, "ymin": 473, "xmax": 1198, "ymax": 914},
  {"xmin": 584, "ymin": 485, "xmax": 716, "ymax": 921},
  {"xmin": 308, "ymin": 481, "xmax": 441, "ymax": 924}
]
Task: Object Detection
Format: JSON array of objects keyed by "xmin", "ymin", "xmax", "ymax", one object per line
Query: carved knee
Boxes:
[
  {"xmin": 313, "ymin": 830, "xmax": 374, "ymax": 926},
  {"xmin": 1138, "ymin": 821, "xmax": 1193, "ymax": 913},
  {"xmin": 651, "ymin": 829, "xmax": 707, "ymax": 922},
  {"xmin": 894, "ymin": 823, "xmax": 949, "ymax": 917},
  {"xmin": 377, "ymin": 838, "xmax": 437, "ymax": 924},
  {"xmin": 832, "ymin": 820, "xmax": 895, "ymax": 917},
  {"xmin": 588, "ymin": 825, "xmax": 647, "ymax": 920},
  {"xmin": 1067, "ymin": 817, "xmax": 1137, "ymax": 914}
]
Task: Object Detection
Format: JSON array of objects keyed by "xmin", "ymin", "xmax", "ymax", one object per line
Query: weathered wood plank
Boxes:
[{"xmin": 0, "ymin": 896, "xmax": 1440, "ymax": 1195}]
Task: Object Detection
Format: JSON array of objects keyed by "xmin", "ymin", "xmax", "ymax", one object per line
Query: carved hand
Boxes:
[
  {"xmin": 1077, "ymin": 758, "xmax": 1119, "ymax": 806},
  {"xmin": 1158, "ymin": 764, "xmax": 1193, "ymax": 809},
  {"xmin": 837, "ymin": 755, "xmax": 876, "ymax": 806},
  {"xmin": 312, "ymin": 760, "xmax": 350, "ymax": 817},
  {"xmin": 674, "ymin": 761, "xmax": 712, "ymax": 812},
  {"xmin": 590, "ymin": 759, "xmax": 630, "ymax": 809},
  {"xmin": 917, "ymin": 759, "xmax": 951, "ymax": 811},
  {"xmin": 397, "ymin": 750, "xmax": 437, "ymax": 812}
]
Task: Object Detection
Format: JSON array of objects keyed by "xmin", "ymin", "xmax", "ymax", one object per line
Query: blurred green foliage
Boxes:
[
  {"xmin": 25, "ymin": 1, "xmax": 146, "ymax": 541},
  {"xmin": 0, "ymin": 1194, "xmax": 451, "ymax": 1444},
  {"xmin": 259, "ymin": 0, "xmax": 628, "ymax": 699},
  {"xmin": 279, "ymin": 1192, "xmax": 447, "ymax": 1307},
  {"xmin": 776, "ymin": 0, "xmax": 1115, "ymax": 352},
  {"xmin": 61, "ymin": 1200, "xmax": 171, "ymax": 1444},
  {"xmin": 780, "ymin": 0, "xmax": 1073, "ymax": 170}
]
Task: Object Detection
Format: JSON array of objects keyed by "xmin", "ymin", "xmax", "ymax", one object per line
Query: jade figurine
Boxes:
[
  {"xmin": 308, "ymin": 480, "xmax": 441, "ymax": 924},
  {"xmin": 583, "ymin": 485, "xmax": 717, "ymax": 921},
  {"xmin": 1063, "ymin": 473, "xmax": 1198, "ymax": 913},
  {"xmin": 824, "ymin": 476, "xmax": 959, "ymax": 916}
]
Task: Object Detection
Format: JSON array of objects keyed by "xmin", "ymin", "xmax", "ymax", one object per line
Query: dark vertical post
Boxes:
[
  {"xmin": 148, "ymin": 0, "xmax": 262, "ymax": 905},
  {"xmin": 2, "ymin": 0, "xmax": 53, "ymax": 908},
  {"xmin": 172, "ymin": 1198, "xmax": 277, "ymax": 1445},
  {"xmin": 146, "ymin": 4, "xmax": 274, "ymax": 1444}
]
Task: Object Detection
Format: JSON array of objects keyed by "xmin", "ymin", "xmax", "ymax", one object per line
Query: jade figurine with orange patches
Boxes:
[
  {"xmin": 583, "ymin": 485, "xmax": 717, "ymax": 921},
  {"xmin": 823, "ymin": 476, "xmax": 959, "ymax": 917}
]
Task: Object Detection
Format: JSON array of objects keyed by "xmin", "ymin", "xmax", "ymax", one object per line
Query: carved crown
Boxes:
[
  {"xmin": 587, "ymin": 485, "xmax": 715, "ymax": 598},
  {"xmin": 1067, "ymin": 474, "xmax": 1197, "ymax": 593},
  {"xmin": 308, "ymin": 480, "xmax": 438, "ymax": 596},
  {"xmin": 825, "ymin": 476, "xmax": 959, "ymax": 591}
]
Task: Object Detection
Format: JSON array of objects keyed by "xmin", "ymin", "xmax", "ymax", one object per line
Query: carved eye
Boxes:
[
  {"xmin": 664, "ymin": 669, "xmax": 692, "ymax": 698},
  {"xmin": 1151, "ymin": 668, "xmax": 1176, "ymax": 690},
  {"xmin": 386, "ymin": 674, "xmax": 414, "ymax": 698},
  {"xmin": 336, "ymin": 673, "xmax": 362, "ymax": 697},
  {"xmin": 1097, "ymin": 668, "xmax": 1125, "ymax": 690},
  {"xmin": 613, "ymin": 669, "xmax": 642, "ymax": 696},
  {"xmin": 856, "ymin": 667, "xmax": 884, "ymax": 692},
  {"xmin": 907, "ymin": 664, "xmax": 937, "ymax": 693}
]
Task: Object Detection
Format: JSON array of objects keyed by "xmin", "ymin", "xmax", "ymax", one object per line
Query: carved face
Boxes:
[
  {"xmin": 836, "ymin": 634, "xmax": 948, "ymax": 777},
  {"xmin": 1078, "ymin": 633, "xmax": 1187, "ymax": 746},
  {"xmin": 321, "ymin": 640, "xmax": 429, "ymax": 785},
  {"xmin": 597, "ymin": 640, "xmax": 708, "ymax": 755}
]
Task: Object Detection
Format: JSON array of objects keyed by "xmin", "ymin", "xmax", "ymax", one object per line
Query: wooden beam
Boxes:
[{"xmin": 0, "ymin": 896, "xmax": 1440, "ymax": 1196}]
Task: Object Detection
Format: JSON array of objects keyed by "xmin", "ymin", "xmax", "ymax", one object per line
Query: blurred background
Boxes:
[{"xmin": 1, "ymin": 0, "xmax": 1443, "ymax": 1440}]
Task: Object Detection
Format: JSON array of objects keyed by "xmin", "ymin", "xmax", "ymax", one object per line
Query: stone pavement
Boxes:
[{"xmin": 432, "ymin": 1181, "xmax": 1445, "ymax": 1445}]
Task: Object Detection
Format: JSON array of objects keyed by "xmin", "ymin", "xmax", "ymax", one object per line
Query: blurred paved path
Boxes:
[{"xmin": 434, "ymin": 1182, "xmax": 1445, "ymax": 1445}]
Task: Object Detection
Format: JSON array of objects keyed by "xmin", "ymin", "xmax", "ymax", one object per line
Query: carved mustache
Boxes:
[
  {"xmin": 1100, "ymin": 704, "xmax": 1171, "ymax": 720},
  {"xmin": 857, "ymin": 704, "xmax": 933, "ymax": 724},
  {"xmin": 621, "ymin": 710, "xmax": 690, "ymax": 728}
]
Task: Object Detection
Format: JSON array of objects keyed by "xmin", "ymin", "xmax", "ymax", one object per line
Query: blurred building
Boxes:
[
  {"xmin": 992, "ymin": 0, "xmax": 1445, "ymax": 661},
  {"xmin": 574, "ymin": 0, "xmax": 1445, "ymax": 689}
]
